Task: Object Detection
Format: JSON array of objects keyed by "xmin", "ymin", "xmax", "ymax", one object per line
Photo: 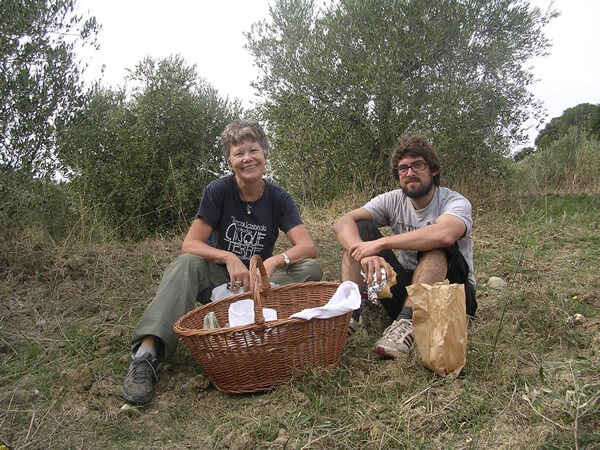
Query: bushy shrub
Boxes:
[{"xmin": 56, "ymin": 56, "xmax": 243, "ymax": 239}]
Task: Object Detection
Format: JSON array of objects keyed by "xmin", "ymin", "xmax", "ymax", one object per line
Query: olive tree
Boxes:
[{"xmin": 247, "ymin": 0, "xmax": 556, "ymax": 201}]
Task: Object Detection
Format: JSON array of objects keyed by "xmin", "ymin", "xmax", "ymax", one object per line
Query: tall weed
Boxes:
[
  {"xmin": 518, "ymin": 127, "xmax": 600, "ymax": 194},
  {"xmin": 0, "ymin": 171, "xmax": 123, "ymax": 284},
  {"xmin": 0, "ymin": 169, "xmax": 70, "ymax": 242}
]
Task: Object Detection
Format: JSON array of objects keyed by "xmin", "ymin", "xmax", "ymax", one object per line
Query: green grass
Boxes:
[{"xmin": 0, "ymin": 193, "xmax": 599, "ymax": 448}]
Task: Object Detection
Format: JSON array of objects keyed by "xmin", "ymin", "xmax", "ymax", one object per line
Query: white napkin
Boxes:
[
  {"xmin": 210, "ymin": 282, "xmax": 279, "ymax": 302},
  {"xmin": 228, "ymin": 299, "xmax": 278, "ymax": 327},
  {"xmin": 290, "ymin": 281, "xmax": 361, "ymax": 320}
]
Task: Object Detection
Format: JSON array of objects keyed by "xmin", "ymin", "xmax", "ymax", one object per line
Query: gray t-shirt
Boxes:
[{"xmin": 363, "ymin": 187, "xmax": 476, "ymax": 287}]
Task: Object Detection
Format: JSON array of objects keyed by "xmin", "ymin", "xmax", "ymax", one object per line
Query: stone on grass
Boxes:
[{"xmin": 487, "ymin": 276, "xmax": 508, "ymax": 290}]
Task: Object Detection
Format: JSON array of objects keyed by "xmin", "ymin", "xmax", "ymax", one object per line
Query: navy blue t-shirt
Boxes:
[{"xmin": 195, "ymin": 175, "xmax": 302, "ymax": 266}]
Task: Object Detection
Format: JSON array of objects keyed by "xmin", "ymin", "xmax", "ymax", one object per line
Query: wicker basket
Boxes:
[{"xmin": 173, "ymin": 255, "xmax": 351, "ymax": 394}]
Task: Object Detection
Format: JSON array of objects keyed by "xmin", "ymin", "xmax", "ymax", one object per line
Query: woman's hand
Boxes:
[
  {"xmin": 225, "ymin": 253, "xmax": 250, "ymax": 292},
  {"xmin": 262, "ymin": 256, "xmax": 280, "ymax": 280}
]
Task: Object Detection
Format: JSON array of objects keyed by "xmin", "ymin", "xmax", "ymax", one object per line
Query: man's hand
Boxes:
[
  {"xmin": 225, "ymin": 253, "xmax": 250, "ymax": 293},
  {"xmin": 350, "ymin": 239, "xmax": 383, "ymax": 262},
  {"xmin": 359, "ymin": 255, "xmax": 391, "ymax": 286}
]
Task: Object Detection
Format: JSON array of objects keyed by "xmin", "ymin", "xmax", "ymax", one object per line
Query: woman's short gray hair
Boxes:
[{"xmin": 221, "ymin": 120, "xmax": 269, "ymax": 161}]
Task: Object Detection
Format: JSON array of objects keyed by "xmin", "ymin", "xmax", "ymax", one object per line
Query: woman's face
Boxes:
[{"xmin": 228, "ymin": 138, "xmax": 266, "ymax": 183}]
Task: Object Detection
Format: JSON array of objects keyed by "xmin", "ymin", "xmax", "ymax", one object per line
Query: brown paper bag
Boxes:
[{"xmin": 407, "ymin": 280, "xmax": 467, "ymax": 377}]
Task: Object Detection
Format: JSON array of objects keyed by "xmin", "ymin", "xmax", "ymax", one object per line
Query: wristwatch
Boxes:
[{"xmin": 282, "ymin": 253, "xmax": 290, "ymax": 269}]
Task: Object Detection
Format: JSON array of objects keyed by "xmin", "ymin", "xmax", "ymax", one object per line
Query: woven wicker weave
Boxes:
[{"xmin": 173, "ymin": 255, "xmax": 350, "ymax": 394}]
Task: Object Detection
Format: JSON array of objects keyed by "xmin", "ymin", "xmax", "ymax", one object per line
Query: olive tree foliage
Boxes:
[
  {"xmin": 246, "ymin": 0, "xmax": 555, "ymax": 202},
  {"xmin": 0, "ymin": 0, "xmax": 99, "ymax": 244},
  {"xmin": 57, "ymin": 55, "xmax": 242, "ymax": 238},
  {"xmin": 0, "ymin": 0, "xmax": 99, "ymax": 175}
]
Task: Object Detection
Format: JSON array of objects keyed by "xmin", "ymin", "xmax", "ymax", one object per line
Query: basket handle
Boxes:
[{"xmin": 249, "ymin": 255, "xmax": 271, "ymax": 326}]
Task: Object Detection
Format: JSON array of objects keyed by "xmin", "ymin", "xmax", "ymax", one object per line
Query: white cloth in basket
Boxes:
[
  {"xmin": 290, "ymin": 281, "xmax": 360, "ymax": 320},
  {"xmin": 228, "ymin": 299, "xmax": 278, "ymax": 327}
]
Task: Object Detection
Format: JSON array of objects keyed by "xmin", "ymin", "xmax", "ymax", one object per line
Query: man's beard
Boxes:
[{"xmin": 401, "ymin": 177, "xmax": 435, "ymax": 199}]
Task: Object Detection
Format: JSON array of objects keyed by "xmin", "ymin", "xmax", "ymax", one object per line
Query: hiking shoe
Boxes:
[
  {"xmin": 121, "ymin": 352, "xmax": 158, "ymax": 405},
  {"xmin": 374, "ymin": 318, "xmax": 415, "ymax": 358}
]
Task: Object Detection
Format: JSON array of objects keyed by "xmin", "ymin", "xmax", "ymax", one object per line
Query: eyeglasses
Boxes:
[{"xmin": 397, "ymin": 161, "xmax": 427, "ymax": 176}]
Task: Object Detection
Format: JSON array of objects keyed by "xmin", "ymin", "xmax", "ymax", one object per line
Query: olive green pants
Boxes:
[{"xmin": 130, "ymin": 254, "xmax": 323, "ymax": 360}]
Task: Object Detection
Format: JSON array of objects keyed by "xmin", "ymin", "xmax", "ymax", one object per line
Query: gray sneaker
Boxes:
[
  {"xmin": 121, "ymin": 352, "xmax": 158, "ymax": 405},
  {"xmin": 374, "ymin": 318, "xmax": 415, "ymax": 358}
]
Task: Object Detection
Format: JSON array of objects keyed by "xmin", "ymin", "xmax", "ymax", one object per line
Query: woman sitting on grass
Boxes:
[{"xmin": 122, "ymin": 119, "xmax": 323, "ymax": 405}]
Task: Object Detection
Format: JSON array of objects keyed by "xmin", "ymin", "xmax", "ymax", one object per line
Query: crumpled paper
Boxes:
[{"xmin": 407, "ymin": 280, "xmax": 467, "ymax": 378}]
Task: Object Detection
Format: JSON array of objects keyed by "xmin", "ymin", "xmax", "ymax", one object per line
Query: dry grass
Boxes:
[{"xmin": 1, "ymin": 193, "xmax": 599, "ymax": 448}]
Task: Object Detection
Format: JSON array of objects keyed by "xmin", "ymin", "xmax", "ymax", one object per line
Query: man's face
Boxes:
[{"xmin": 397, "ymin": 156, "xmax": 436, "ymax": 199}]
